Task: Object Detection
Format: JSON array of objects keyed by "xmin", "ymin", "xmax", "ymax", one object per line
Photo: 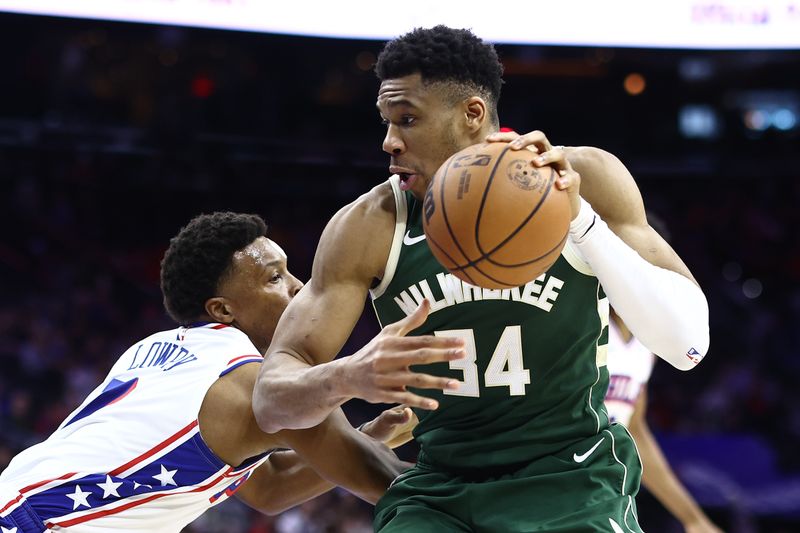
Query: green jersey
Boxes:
[{"xmin": 371, "ymin": 176, "xmax": 611, "ymax": 473}]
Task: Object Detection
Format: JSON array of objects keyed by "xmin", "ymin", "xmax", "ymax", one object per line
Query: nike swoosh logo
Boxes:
[
  {"xmin": 573, "ymin": 437, "xmax": 604, "ymax": 463},
  {"xmin": 403, "ymin": 230, "xmax": 426, "ymax": 246}
]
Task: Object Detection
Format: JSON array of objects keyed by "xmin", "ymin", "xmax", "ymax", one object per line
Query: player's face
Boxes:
[
  {"xmin": 218, "ymin": 237, "xmax": 303, "ymax": 353},
  {"xmin": 377, "ymin": 73, "xmax": 473, "ymax": 201}
]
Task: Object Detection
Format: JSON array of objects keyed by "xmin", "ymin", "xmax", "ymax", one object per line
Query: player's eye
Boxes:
[
  {"xmin": 400, "ymin": 115, "xmax": 416, "ymax": 126},
  {"xmin": 269, "ymin": 273, "xmax": 282, "ymax": 283}
]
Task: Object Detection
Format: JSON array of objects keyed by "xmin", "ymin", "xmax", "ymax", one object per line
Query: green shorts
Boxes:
[{"xmin": 374, "ymin": 423, "xmax": 643, "ymax": 533}]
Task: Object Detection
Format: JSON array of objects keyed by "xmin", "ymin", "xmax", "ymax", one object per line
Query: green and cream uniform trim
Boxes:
[{"xmin": 371, "ymin": 175, "xmax": 611, "ymax": 472}]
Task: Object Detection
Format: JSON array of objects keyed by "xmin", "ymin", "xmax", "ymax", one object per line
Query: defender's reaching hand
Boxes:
[{"xmin": 360, "ymin": 405, "xmax": 419, "ymax": 449}]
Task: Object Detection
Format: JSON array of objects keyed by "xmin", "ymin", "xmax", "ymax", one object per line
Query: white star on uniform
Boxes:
[
  {"xmin": 133, "ymin": 481, "xmax": 152, "ymax": 491},
  {"xmin": 152, "ymin": 465, "xmax": 178, "ymax": 487},
  {"xmin": 2, "ymin": 526, "xmax": 19, "ymax": 533},
  {"xmin": 96, "ymin": 475, "xmax": 123, "ymax": 498},
  {"xmin": 66, "ymin": 485, "xmax": 92, "ymax": 510}
]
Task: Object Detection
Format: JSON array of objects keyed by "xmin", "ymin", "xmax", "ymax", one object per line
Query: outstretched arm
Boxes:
[
  {"xmin": 270, "ymin": 408, "xmax": 408, "ymax": 504},
  {"xmin": 235, "ymin": 405, "xmax": 417, "ymax": 515},
  {"xmin": 235, "ymin": 449, "xmax": 335, "ymax": 515},
  {"xmin": 629, "ymin": 389, "xmax": 723, "ymax": 533},
  {"xmin": 253, "ymin": 185, "xmax": 464, "ymax": 433}
]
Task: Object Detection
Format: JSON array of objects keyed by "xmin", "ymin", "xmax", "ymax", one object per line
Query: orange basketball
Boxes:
[{"xmin": 422, "ymin": 141, "xmax": 571, "ymax": 289}]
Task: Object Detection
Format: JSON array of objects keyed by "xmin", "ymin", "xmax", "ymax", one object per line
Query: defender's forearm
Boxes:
[{"xmin": 240, "ymin": 451, "xmax": 336, "ymax": 515}]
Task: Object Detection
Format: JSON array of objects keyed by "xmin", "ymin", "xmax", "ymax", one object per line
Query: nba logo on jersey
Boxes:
[{"xmin": 685, "ymin": 347, "xmax": 704, "ymax": 365}]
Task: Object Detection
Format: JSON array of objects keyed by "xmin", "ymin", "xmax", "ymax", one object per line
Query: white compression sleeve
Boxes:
[{"xmin": 570, "ymin": 198, "xmax": 710, "ymax": 370}]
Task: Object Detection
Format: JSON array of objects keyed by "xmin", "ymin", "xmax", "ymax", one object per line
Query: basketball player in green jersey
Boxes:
[{"xmin": 253, "ymin": 26, "xmax": 710, "ymax": 532}]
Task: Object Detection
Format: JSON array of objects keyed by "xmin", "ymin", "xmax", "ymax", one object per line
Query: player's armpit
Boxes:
[{"xmin": 273, "ymin": 408, "xmax": 408, "ymax": 505}]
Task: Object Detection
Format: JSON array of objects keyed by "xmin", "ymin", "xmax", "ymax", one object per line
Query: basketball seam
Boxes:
[
  {"xmin": 473, "ymin": 163, "xmax": 558, "ymax": 265},
  {"xmin": 460, "ymin": 229, "xmax": 569, "ymax": 269},
  {"xmin": 438, "ymin": 155, "xmax": 473, "ymax": 268},
  {"xmin": 435, "ymin": 157, "xmax": 519, "ymax": 288},
  {"xmin": 426, "ymin": 231, "xmax": 478, "ymax": 285},
  {"xmin": 429, "ymin": 145, "xmax": 565, "ymax": 288}
]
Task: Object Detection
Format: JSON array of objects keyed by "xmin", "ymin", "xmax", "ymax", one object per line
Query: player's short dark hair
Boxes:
[
  {"xmin": 160, "ymin": 212, "xmax": 267, "ymax": 325},
  {"xmin": 375, "ymin": 25, "xmax": 504, "ymax": 125}
]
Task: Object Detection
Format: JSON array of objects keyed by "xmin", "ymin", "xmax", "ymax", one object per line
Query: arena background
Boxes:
[{"xmin": 0, "ymin": 6, "xmax": 799, "ymax": 533}]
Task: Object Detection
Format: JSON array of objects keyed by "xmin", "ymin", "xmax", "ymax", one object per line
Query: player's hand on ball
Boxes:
[
  {"xmin": 342, "ymin": 299, "xmax": 465, "ymax": 410},
  {"xmin": 486, "ymin": 129, "xmax": 582, "ymax": 220},
  {"xmin": 360, "ymin": 405, "xmax": 419, "ymax": 449}
]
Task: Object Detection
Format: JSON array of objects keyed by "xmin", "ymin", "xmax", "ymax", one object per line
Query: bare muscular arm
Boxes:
[
  {"xmin": 235, "ymin": 450, "xmax": 335, "ymax": 515},
  {"xmin": 566, "ymin": 146, "xmax": 698, "ymax": 283},
  {"xmin": 629, "ymin": 389, "xmax": 723, "ymax": 533},
  {"xmin": 236, "ymin": 406, "xmax": 416, "ymax": 515},
  {"xmin": 201, "ymin": 363, "xmax": 415, "ymax": 511},
  {"xmin": 252, "ymin": 183, "xmax": 464, "ymax": 433}
]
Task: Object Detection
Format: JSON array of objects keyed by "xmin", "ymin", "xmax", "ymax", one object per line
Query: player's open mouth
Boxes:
[
  {"xmin": 390, "ymin": 166, "xmax": 418, "ymax": 191},
  {"xmin": 398, "ymin": 173, "xmax": 418, "ymax": 191}
]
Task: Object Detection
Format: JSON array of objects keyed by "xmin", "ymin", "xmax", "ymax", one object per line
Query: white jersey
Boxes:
[
  {"xmin": 0, "ymin": 323, "xmax": 267, "ymax": 532},
  {"xmin": 605, "ymin": 319, "xmax": 655, "ymax": 426}
]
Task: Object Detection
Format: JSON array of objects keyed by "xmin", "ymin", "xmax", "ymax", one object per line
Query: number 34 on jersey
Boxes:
[{"xmin": 436, "ymin": 326, "xmax": 530, "ymax": 397}]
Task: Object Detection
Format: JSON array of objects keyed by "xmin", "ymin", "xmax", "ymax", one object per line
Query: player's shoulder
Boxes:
[
  {"xmin": 314, "ymin": 178, "xmax": 397, "ymax": 282},
  {"xmin": 324, "ymin": 178, "xmax": 396, "ymax": 246},
  {"xmin": 336, "ymin": 178, "xmax": 396, "ymax": 224},
  {"xmin": 186, "ymin": 323, "xmax": 257, "ymax": 352}
]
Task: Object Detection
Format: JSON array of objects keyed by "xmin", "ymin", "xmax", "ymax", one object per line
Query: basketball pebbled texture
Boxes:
[{"xmin": 423, "ymin": 142, "xmax": 571, "ymax": 289}]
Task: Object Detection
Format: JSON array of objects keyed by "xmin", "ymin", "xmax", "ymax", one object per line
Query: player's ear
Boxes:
[
  {"xmin": 463, "ymin": 97, "xmax": 487, "ymax": 133},
  {"xmin": 205, "ymin": 297, "xmax": 235, "ymax": 324}
]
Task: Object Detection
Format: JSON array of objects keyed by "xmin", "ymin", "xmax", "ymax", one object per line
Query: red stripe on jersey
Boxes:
[
  {"xmin": 211, "ymin": 324, "xmax": 229, "ymax": 330},
  {"xmin": 109, "ymin": 420, "xmax": 198, "ymax": 476},
  {"xmin": 0, "ymin": 494, "xmax": 22, "ymax": 514},
  {"xmin": 20, "ymin": 471, "xmax": 78, "ymax": 494},
  {"xmin": 47, "ymin": 467, "xmax": 234, "ymax": 528},
  {"xmin": 226, "ymin": 354, "xmax": 263, "ymax": 365}
]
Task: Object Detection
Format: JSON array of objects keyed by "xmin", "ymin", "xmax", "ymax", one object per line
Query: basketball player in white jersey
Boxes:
[
  {"xmin": 0, "ymin": 211, "xmax": 463, "ymax": 533},
  {"xmin": 607, "ymin": 307, "xmax": 723, "ymax": 533}
]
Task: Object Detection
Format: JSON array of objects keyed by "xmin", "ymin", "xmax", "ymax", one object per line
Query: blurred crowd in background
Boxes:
[{"xmin": 1, "ymin": 12, "xmax": 799, "ymax": 533}]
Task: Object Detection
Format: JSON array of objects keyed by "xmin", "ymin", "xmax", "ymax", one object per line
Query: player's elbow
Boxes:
[
  {"xmin": 656, "ymin": 329, "xmax": 710, "ymax": 372},
  {"xmin": 250, "ymin": 498, "xmax": 288, "ymax": 516},
  {"xmin": 256, "ymin": 497, "xmax": 299, "ymax": 516},
  {"xmin": 238, "ymin": 485, "xmax": 292, "ymax": 516},
  {"xmin": 645, "ymin": 285, "xmax": 710, "ymax": 372},
  {"xmin": 251, "ymin": 381, "xmax": 283, "ymax": 434},
  {"xmin": 665, "ymin": 355, "xmax": 698, "ymax": 372}
]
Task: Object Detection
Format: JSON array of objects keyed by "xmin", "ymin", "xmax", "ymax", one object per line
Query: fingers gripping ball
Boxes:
[{"xmin": 423, "ymin": 142, "xmax": 571, "ymax": 289}]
